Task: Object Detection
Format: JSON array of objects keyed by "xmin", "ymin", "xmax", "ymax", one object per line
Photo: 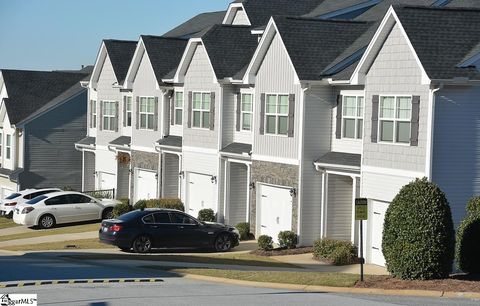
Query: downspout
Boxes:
[
  {"xmin": 296, "ymin": 85, "xmax": 309, "ymax": 244},
  {"xmin": 425, "ymin": 84, "xmax": 443, "ymax": 181}
]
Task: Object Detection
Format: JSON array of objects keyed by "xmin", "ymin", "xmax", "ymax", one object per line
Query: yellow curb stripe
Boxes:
[
  {"xmin": 0, "ymin": 278, "xmax": 163, "ymax": 288},
  {"xmin": 17, "ymin": 282, "xmax": 24, "ymax": 287},
  {"xmin": 119, "ymin": 279, "xmax": 125, "ymax": 283}
]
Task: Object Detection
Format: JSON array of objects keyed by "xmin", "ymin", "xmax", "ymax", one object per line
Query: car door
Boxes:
[
  {"xmin": 69, "ymin": 194, "xmax": 100, "ymax": 221},
  {"xmin": 169, "ymin": 212, "xmax": 210, "ymax": 247},
  {"xmin": 44, "ymin": 195, "xmax": 76, "ymax": 223},
  {"xmin": 150, "ymin": 212, "xmax": 177, "ymax": 247}
]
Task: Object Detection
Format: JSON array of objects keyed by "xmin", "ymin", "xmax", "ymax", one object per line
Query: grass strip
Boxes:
[{"xmin": 0, "ymin": 217, "xmax": 20, "ymax": 229}]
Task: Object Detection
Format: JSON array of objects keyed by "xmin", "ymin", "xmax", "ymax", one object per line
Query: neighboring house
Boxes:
[
  {"xmin": 0, "ymin": 68, "xmax": 91, "ymax": 197},
  {"xmin": 75, "ymin": 39, "xmax": 137, "ymax": 198}
]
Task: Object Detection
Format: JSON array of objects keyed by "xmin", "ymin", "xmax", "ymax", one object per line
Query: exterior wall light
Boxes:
[
  {"xmin": 211, "ymin": 176, "xmax": 217, "ymax": 184},
  {"xmin": 289, "ymin": 188, "xmax": 297, "ymax": 197},
  {"xmin": 249, "ymin": 182, "xmax": 255, "ymax": 190}
]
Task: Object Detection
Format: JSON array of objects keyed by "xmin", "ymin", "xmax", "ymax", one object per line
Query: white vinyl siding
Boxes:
[
  {"xmin": 91, "ymin": 100, "xmax": 97, "ymax": 128},
  {"xmin": 6, "ymin": 134, "xmax": 11, "ymax": 160},
  {"xmin": 125, "ymin": 97, "xmax": 132, "ymax": 127},
  {"xmin": 343, "ymin": 96, "xmax": 364, "ymax": 139},
  {"xmin": 0, "ymin": 132, "xmax": 2, "ymax": 158},
  {"xmin": 241, "ymin": 93, "xmax": 253, "ymax": 131},
  {"xmin": 192, "ymin": 92, "xmax": 211, "ymax": 129},
  {"xmin": 379, "ymin": 96, "xmax": 411, "ymax": 144},
  {"xmin": 102, "ymin": 101, "xmax": 117, "ymax": 131},
  {"xmin": 265, "ymin": 94, "xmax": 289, "ymax": 135},
  {"xmin": 175, "ymin": 92, "xmax": 183, "ymax": 125},
  {"xmin": 139, "ymin": 97, "xmax": 155, "ymax": 130}
]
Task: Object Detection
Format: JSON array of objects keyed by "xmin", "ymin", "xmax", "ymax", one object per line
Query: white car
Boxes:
[
  {"xmin": 13, "ymin": 191, "xmax": 119, "ymax": 228},
  {"xmin": 0, "ymin": 188, "xmax": 61, "ymax": 218}
]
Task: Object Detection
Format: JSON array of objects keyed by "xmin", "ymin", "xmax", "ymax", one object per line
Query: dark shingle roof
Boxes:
[
  {"xmin": 273, "ymin": 16, "xmax": 372, "ymax": 80},
  {"xmin": 163, "ymin": 11, "xmax": 226, "ymax": 38},
  {"xmin": 446, "ymin": 0, "xmax": 480, "ymax": 8},
  {"xmin": 103, "ymin": 40, "xmax": 137, "ymax": 85},
  {"xmin": 109, "ymin": 136, "xmax": 131, "ymax": 147},
  {"xmin": 393, "ymin": 5, "xmax": 480, "ymax": 80},
  {"xmin": 221, "ymin": 142, "xmax": 252, "ymax": 155},
  {"xmin": 0, "ymin": 168, "xmax": 13, "ymax": 178},
  {"xmin": 76, "ymin": 136, "xmax": 96, "ymax": 147},
  {"xmin": 2, "ymin": 69, "xmax": 90, "ymax": 125},
  {"xmin": 141, "ymin": 36, "xmax": 188, "ymax": 85},
  {"xmin": 157, "ymin": 136, "xmax": 182, "ymax": 148},
  {"xmin": 200, "ymin": 25, "xmax": 258, "ymax": 79},
  {"xmin": 315, "ymin": 152, "xmax": 361, "ymax": 168},
  {"xmin": 354, "ymin": 0, "xmax": 436, "ymax": 21},
  {"xmin": 303, "ymin": 0, "xmax": 372, "ymax": 18}
]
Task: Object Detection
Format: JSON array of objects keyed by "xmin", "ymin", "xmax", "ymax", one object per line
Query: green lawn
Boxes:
[
  {"xmin": 2, "ymin": 238, "xmax": 115, "ymax": 251},
  {"xmin": 64, "ymin": 252, "xmax": 298, "ymax": 268},
  {"xmin": 0, "ymin": 222, "xmax": 101, "ymax": 242},
  {"xmin": 0, "ymin": 217, "xmax": 20, "ymax": 229},
  {"xmin": 152, "ymin": 267, "xmax": 361, "ymax": 287}
]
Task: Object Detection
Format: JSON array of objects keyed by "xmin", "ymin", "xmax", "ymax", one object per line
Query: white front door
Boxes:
[
  {"xmin": 187, "ymin": 173, "xmax": 216, "ymax": 219},
  {"xmin": 258, "ymin": 184, "xmax": 292, "ymax": 244},
  {"xmin": 99, "ymin": 172, "xmax": 116, "ymax": 190},
  {"xmin": 136, "ymin": 170, "xmax": 157, "ymax": 200},
  {"xmin": 370, "ymin": 200, "xmax": 389, "ymax": 266}
]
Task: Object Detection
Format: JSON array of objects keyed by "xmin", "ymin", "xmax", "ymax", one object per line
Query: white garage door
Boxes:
[
  {"xmin": 258, "ymin": 184, "xmax": 292, "ymax": 244},
  {"xmin": 370, "ymin": 200, "xmax": 389, "ymax": 266},
  {"xmin": 187, "ymin": 173, "xmax": 216, "ymax": 219},
  {"xmin": 99, "ymin": 172, "xmax": 116, "ymax": 190},
  {"xmin": 136, "ymin": 170, "xmax": 157, "ymax": 200}
]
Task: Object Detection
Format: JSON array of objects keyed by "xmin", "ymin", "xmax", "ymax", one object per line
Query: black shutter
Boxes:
[
  {"xmin": 336, "ymin": 95, "xmax": 343, "ymax": 139},
  {"xmin": 410, "ymin": 95, "xmax": 420, "ymax": 146},
  {"xmin": 236, "ymin": 93, "xmax": 241, "ymax": 132},
  {"xmin": 170, "ymin": 94, "xmax": 175, "ymax": 125},
  {"xmin": 371, "ymin": 95, "xmax": 379, "ymax": 143},
  {"xmin": 154, "ymin": 97, "xmax": 159, "ymax": 131},
  {"xmin": 260, "ymin": 93, "xmax": 265, "ymax": 135},
  {"xmin": 135, "ymin": 97, "xmax": 139, "ymax": 130},
  {"xmin": 99, "ymin": 101, "xmax": 103, "ymax": 131},
  {"xmin": 187, "ymin": 91, "xmax": 192, "ymax": 128},
  {"xmin": 210, "ymin": 92, "xmax": 215, "ymax": 131},
  {"xmin": 115, "ymin": 101, "xmax": 119, "ymax": 132},
  {"xmin": 287, "ymin": 94, "xmax": 295, "ymax": 137},
  {"xmin": 89, "ymin": 100, "xmax": 93, "ymax": 128},
  {"xmin": 123, "ymin": 96, "xmax": 127, "ymax": 128}
]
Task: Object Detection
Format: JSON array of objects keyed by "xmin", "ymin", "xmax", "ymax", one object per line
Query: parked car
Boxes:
[
  {"xmin": 99, "ymin": 209, "xmax": 240, "ymax": 253},
  {"xmin": 13, "ymin": 191, "xmax": 119, "ymax": 228},
  {"xmin": 0, "ymin": 188, "xmax": 61, "ymax": 218}
]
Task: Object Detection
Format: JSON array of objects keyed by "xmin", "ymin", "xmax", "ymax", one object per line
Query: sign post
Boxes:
[{"xmin": 355, "ymin": 198, "xmax": 368, "ymax": 282}]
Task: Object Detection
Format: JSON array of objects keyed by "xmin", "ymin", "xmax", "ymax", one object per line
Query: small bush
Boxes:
[
  {"xmin": 133, "ymin": 198, "xmax": 184, "ymax": 212},
  {"xmin": 236, "ymin": 222, "xmax": 251, "ymax": 240},
  {"xmin": 113, "ymin": 199, "xmax": 132, "ymax": 218},
  {"xmin": 382, "ymin": 177, "xmax": 455, "ymax": 280},
  {"xmin": 258, "ymin": 235, "xmax": 273, "ymax": 251},
  {"xmin": 456, "ymin": 214, "xmax": 480, "ymax": 273},
  {"xmin": 198, "ymin": 209, "xmax": 216, "ymax": 222},
  {"xmin": 278, "ymin": 231, "xmax": 298, "ymax": 249},
  {"xmin": 466, "ymin": 196, "xmax": 480, "ymax": 215},
  {"xmin": 313, "ymin": 239, "xmax": 357, "ymax": 266}
]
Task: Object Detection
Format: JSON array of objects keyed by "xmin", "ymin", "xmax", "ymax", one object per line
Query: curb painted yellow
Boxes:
[
  {"xmin": 182, "ymin": 273, "xmax": 480, "ymax": 300},
  {"xmin": 0, "ymin": 278, "xmax": 163, "ymax": 288}
]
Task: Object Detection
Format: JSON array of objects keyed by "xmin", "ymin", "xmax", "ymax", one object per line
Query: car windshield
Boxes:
[
  {"xmin": 26, "ymin": 195, "xmax": 48, "ymax": 205},
  {"xmin": 117, "ymin": 211, "xmax": 142, "ymax": 221},
  {"xmin": 5, "ymin": 193, "xmax": 21, "ymax": 200}
]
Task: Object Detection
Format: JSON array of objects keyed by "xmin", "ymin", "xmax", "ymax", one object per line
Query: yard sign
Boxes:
[{"xmin": 355, "ymin": 198, "xmax": 368, "ymax": 220}]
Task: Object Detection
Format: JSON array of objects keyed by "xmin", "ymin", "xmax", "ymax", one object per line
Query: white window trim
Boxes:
[
  {"xmin": 125, "ymin": 96, "xmax": 132, "ymax": 127},
  {"xmin": 191, "ymin": 91, "xmax": 211, "ymax": 130},
  {"xmin": 342, "ymin": 95, "xmax": 364, "ymax": 140},
  {"xmin": 5, "ymin": 134, "xmax": 11, "ymax": 160},
  {"xmin": 0, "ymin": 131, "xmax": 3, "ymax": 158},
  {"xmin": 139, "ymin": 96, "xmax": 155, "ymax": 131},
  {"xmin": 102, "ymin": 100, "xmax": 117, "ymax": 132},
  {"xmin": 240, "ymin": 93, "xmax": 253, "ymax": 132},
  {"xmin": 264, "ymin": 93, "xmax": 289, "ymax": 137},
  {"xmin": 377, "ymin": 94, "xmax": 412, "ymax": 146},
  {"xmin": 174, "ymin": 91, "xmax": 184, "ymax": 126},
  {"xmin": 91, "ymin": 100, "xmax": 97, "ymax": 129}
]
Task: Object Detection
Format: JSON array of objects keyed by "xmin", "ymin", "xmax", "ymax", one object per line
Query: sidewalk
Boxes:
[{"xmin": 0, "ymin": 226, "xmax": 32, "ymax": 237}]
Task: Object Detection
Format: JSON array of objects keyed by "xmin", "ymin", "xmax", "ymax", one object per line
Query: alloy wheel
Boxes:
[
  {"xmin": 215, "ymin": 234, "xmax": 232, "ymax": 252},
  {"xmin": 40, "ymin": 215, "xmax": 54, "ymax": 229},
  {"xmin": 133, "ymin": 236, "xmax": 151, "ymax": 253}
]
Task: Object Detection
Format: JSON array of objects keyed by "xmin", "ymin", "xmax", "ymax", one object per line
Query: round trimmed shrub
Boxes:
[
  {"xmin": 134, "ymin": 199, "xmax": 147, "ymax": 210},
  {"xmin": 278, "ymin": 231, "xmax": 298, "ymax": 249},
  {"xmin": 198, "ymin": 209, "xmax": 216, "ymax": 222},
  {"xmin": 456, "ymin": 214, "xmax": 480, "ymax": 273},
  {"xmin": 258, "ymin": 235, "xmax": 273, "ymax": 251},
  {"xmin": 466, "ymin": 196, "xmax": 480, "ymax": 215},
  {"xmin": 235, "ymin": 222, "xmax": 251, "ymax": 240},
  {"xmin": 113, "ymin": 198, "xmax": 131, "ymax": 217},
  {"xmin": 382, "ymin": 177, "xmax": 455, "ymax": 280},
  {"xmin": 313, "ymin": 239, "xmax": 358, "ymax": 266}
]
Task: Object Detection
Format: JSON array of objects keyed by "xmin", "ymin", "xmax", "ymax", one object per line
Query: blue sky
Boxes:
[{"xmin": 0, "ymin": 0, "xmax": 232, "ymax": 70}]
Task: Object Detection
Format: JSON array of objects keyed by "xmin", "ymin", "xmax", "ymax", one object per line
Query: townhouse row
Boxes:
[{"xmin": 71, "ymin": 0, "xmax": 480, "ymax": 267}]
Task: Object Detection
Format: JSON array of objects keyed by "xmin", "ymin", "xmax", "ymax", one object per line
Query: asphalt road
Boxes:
[{"xmin": 0, "ymin": 253, "xmax": 478, "ymax": 306}]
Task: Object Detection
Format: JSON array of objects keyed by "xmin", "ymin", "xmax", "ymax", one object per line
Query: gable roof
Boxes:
[
  {"xmin": 1, "ymin": 69, "xmax": 90, "ymax": 125},
  {"xmin": 163, "ymin": 11, "xmax": 226, "ymax": 38},
  {"xmin": 446, "ymin": 0, "xmax": 480, "ymax": 8},
  {"xmin": 103, "ymin": 40, "xmax": 137, "ymax": 85},
  {"xmin": 140, "ymin": 36, "xmax": 188, "ymax": 85},
  {"xmin": 303, "ymin": 0, "xmax": 378, "ymax": 18}
]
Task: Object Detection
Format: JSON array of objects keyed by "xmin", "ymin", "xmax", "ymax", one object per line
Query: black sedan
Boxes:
[{"xmin": 99, "ymin": 208, "xmax": 240, "ymax": 253}]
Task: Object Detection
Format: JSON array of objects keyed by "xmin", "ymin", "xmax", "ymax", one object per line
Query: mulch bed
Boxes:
[
  {"xmin": 250, "ymin": 247, "xmax": 313, "ymax": 256},
  {"xmin": 355, "ymin": 275, "xmax": 480, "ymax": 292}
]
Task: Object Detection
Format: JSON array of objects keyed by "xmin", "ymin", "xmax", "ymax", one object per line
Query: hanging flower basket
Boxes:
[{"xmin": 116, "ymin": 152, "xmax": 131, "ymax": 165}]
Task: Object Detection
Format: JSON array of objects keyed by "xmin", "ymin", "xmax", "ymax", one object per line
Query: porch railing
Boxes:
[{"xmin": 83, "ymin": 188, "xmax": 116, "ymax": 200}]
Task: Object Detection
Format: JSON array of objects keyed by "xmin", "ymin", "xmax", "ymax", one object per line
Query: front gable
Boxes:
[
  {"xmin": 124, "ymin": 39, "xmax": 159, "ymax": 89},
  {"xmin": 174, "ymin": 40, "xmax": 217, "ymax": 84},
  {"xmin": 96, "ymin": 54, "xmax": 117, "ymax": 92},
  {"xmin": 90, "ymin": 43, "xmax": 118, "ymax": 89},
  {"xmin": 223, "ymin": 3, "xmax": 251, "ymax": 26},
  {"xmin": 132, "ymin": 46, "xmax": 158, "ymax": 91}
]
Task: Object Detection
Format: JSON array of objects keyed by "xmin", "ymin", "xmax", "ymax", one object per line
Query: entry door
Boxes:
[
  {"xmin": 136, "ymin": 170, "xmax": 157, "ymax": 200},
  {"xmin": 258, "ymin": 184, "xmax": 292, "ymax": 244},
  {"xmin": 371, "ymin": 201, "xmax": 389, "ymax": 266},
  {"xmin": 187, "ymin": 173, "xmax": 216, "ymax": 219},
  {"xmin": 99, "ymin": 172, "xmax": 116, "ymax": 190}
]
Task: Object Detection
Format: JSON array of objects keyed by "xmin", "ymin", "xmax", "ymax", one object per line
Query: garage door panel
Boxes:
[
  {"xmin": 136, "ymin": 170, "xmax": 157, "ymax": 200},
  {"xmin": 370, "ymin": 200, "xmax": 389, "ymax": 266},
  {"xmin": 258, "ymin": 184, "xmax": 293, "ymax": 244},
  {"xmin": 187, "ymin": 173, "xmax": 216, "ymax": 219},
  {"xmin": 99, "ymin": 172, "xmax": 116, "ymax": 190}
]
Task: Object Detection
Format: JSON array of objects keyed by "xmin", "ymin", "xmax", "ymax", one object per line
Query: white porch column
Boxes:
[
  {"xmin": 223, "ymin": 159, "xmax": 230, "ymax": 224},
  {"xmin": 351, "ymin": 176, "xmax": 357, "ymax": 243},
  {"xmin": 246, "ymin": 163, "xmax": 251, "ymax": 223}
]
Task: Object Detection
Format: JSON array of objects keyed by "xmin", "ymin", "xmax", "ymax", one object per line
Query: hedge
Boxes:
[
  {"xmin": 198, "ymin": 209, "xmax": 216, "ymax": 222},
  {"xmin": 456, "ymin": 213, "xmax": 480, "ymax": 273},
  {"xmin": 313, "ymin": 239, "xmax": 357, "ymax": 266},
  {"xmin": 113, "ymin": 198, "xmax": 131, "ymax": 218},
  {"xmin": 133, "ymin": 198, "xmax": 184, "ymax": 212}
]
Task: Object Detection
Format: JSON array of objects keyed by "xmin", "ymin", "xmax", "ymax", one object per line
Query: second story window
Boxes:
[
  {"xmin": 241, "ymin": 94, "xmax": 253, "ymax": 131},
  {"xmin": 139, "ymin": 97, "xmax": 155, "ymax": 130},
  {"xmin": 175, "ymin": 92, "xmax": 183, "ymax": 125},
  {"xmin": 6, "ymin": 135, "xmax": 11, "ymax": 160},
  {"xmin": 125, "ymin": 96, "xmax": 132, "ymax": 127},
  {"xmin": 90, "ymin": 100, "xmax": 97, "ymax": 128},
  {"xmin": 342, "ymin": 96, "xmax": 364, "ymax": 139},
  {"xmin": 379, "ymin": 96, "xmax": 411, "ymax": 144},
  {"xmin": 192, "ymin": 92, "xmax": 211, "ymax": 129},
  {"xmin": 102, "ymin": 101, "xmax": 117, "ymax": 131},
  {"xmin": 265, "ymin": 94, "xmax": 289, "ymax": 135}
]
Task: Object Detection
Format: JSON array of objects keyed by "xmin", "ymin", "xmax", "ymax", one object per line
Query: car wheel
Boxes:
[
  {"xmin": 102, "ymin": 208, "xmax": 114, "ymax": 220},
  {"xmin": 132, "ymin": 235, "xmax": 152, "ymax": 253},
  {"xmin": 214, "ymin": 233, "xmax": 233, "ymax": 252},
  {"xmin": 5, "ymin": 212, "xmax": 13, "ymax": 219},
  {"xmin": 39, "ymin": 214, "xmax": 56, "ymax": 229}
]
